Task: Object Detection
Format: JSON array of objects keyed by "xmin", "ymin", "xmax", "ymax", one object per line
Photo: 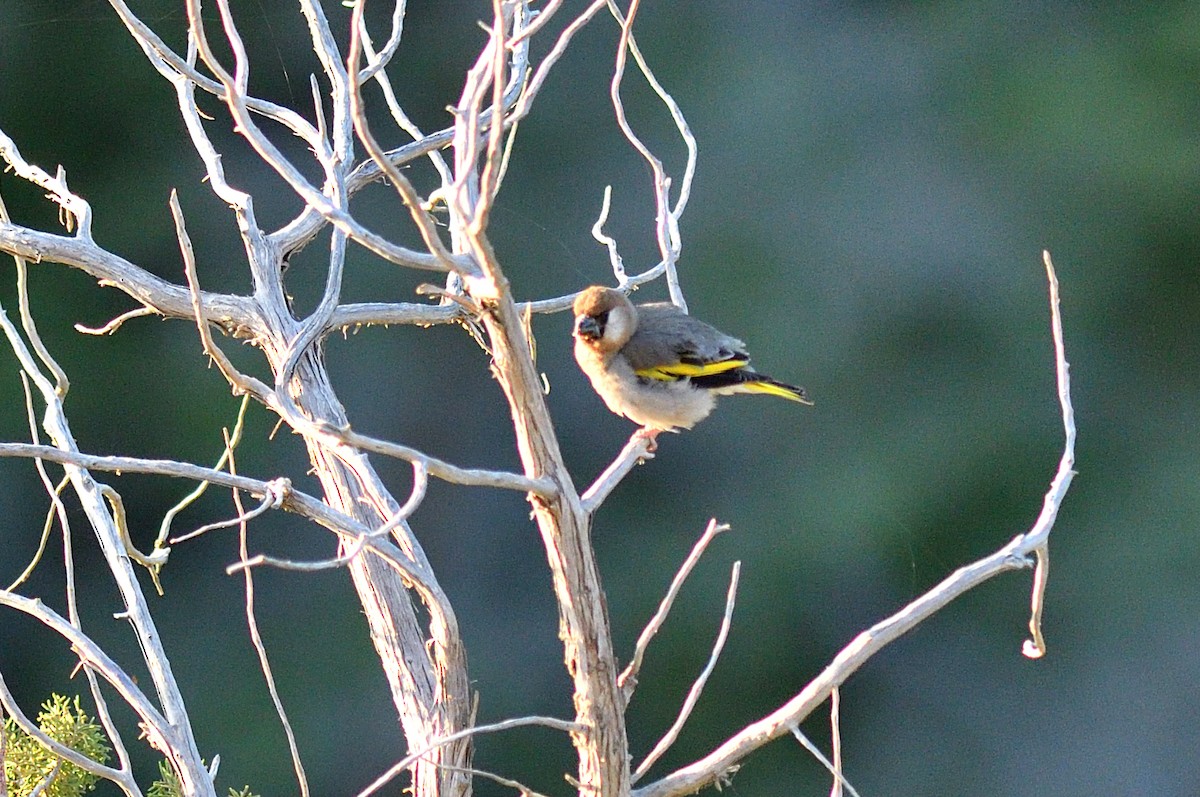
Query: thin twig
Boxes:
[
  {"xmin": 581, "ymin": 430, "xmax": 655, "ymax": 512},
  {"xmin": 619, "ymin": 519, "xmax": 729, "ymax": 699},
  {"xmin": 1023, "ymin": 250, "xmax": 1074, "ymax": 658},
  {"xmin": 27, "ymin": 760, "xmax": 63, "ymax": 797},
  {"xmin": 355, "ymin": 716, "xmax": 585, "ymax": 797},
  {"xmin": 171, "ymin": 191, "xmax": 276, "ymax": 406},
  {"xmin": 6, "ymin": 370, "xmax": 66, "ymax": 596},
  {"xmin": 830, "ymin": 687, "xmax": 843, "ymax": 797},
  {"xmin": 604, "ymin": 0, "xmax": 693, "ymax": 310},
  {"xmin": 790, "ymin": 724, "xmax": 861, "ymax": 797},
  {"xmin": 591, "ymin": 185, "xmax": 627, "ymax": 285},
  {"xmin": 346, "ymin": 0, "xmax": 459, "ymax": 271},
  {"xmin": 171, "ymin": 481, "xmax": 286, "ymax": 544},
  {"xmin": 74, "ymin": 307, "xmax": 157, "ymax": 336},
  {"xmin": 633, "ymin": 561, "xmax": 740, "ymax": 781},
  {"xmin": 159, "ymin": 395, "xmax": 252, "ymax": 547},
  {"xmin": 435, "ymin": 763, "xmax": 550, "ymax": 797},
  {"xmin": 231, "ymin": 442, "xmax": 310, "ymax": 797}
]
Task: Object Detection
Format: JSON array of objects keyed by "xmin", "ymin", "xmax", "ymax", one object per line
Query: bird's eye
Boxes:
[{"xmin": 595, "ymin": 311, "xmax": 610, "ymax": 325}]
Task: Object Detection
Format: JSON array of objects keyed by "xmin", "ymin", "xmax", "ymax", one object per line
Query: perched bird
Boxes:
[{"xmin": 572, "ymin": 285, "xmax": 811, "ymax": 445}]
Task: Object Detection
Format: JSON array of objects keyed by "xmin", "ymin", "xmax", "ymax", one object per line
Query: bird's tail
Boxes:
[
  {"xmin": 738, "ymin": 376, "xmax": 813, "ymax": 405},
  {"xmin": 698, "ymin": 370, "xmax": 813, "ymax": 405}
]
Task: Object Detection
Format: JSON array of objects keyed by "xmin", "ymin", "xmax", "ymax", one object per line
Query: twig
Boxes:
[
  {"xmin": 604, "ymin": 0, "xmax": 694, "ymax": 310},
  {"xmin": 355, "ymin": 716, "xmax": 585, "ymax": 797},
  {"xmin": 5, "ymin": 473, "xmax": 66, "ymax": 591},
  {"xmin": 4, "ymin": 368, "xmax": 68, "ymax": 596},
  {"xmin": 74, "ymin": 307, "xmax": 157, "ymax": 336},
  {"xmin": 1023, "ymin": 250, "xmax": 1074, "ymax": 658},
  {"xmin": 591, "ymin": 185, "xmax": 627, "ymax": 285},
  {"xmin": 619, "ymin": 519, "xmax": 729, "ymax": 698},
  {"xmin": 27, "ymin": 760, "xmax": 63, "ymax": 797},
  {"xmin": 159, "ymin": 395, "xmax": 251, "ymax": 547},
  {"xmin": 6, "ymin": 218, "xmax": 69, "ymax": 395},
  {"xmin": 338, "ymin": 427, "xmax": 556, "ymax": 496},
  {"xmin": 435, "ymin": 763, "xmax": 550, "ymax": 797},
  {"xmin": 581, "ymin": 431, "xmax": 655, "ymax": 512},
  {"xmin": 171, "ymin": 480, "xmax": 287, "ymax": 544},
  {"xmin": 633, "ymin": 561, "xmax": 740, "ymax": 781},
  {"xmin": 171, "ymin": 191, "xmax": 276, "ymax": 406},
  {"xmin": 0, "ymin": 130, "xmax": 93, "ymax": 239},
  {"xmin": 830, "ymin": 687, "xmax": 843, "ymax": 797},
  {"xmin": 508, "ymin": 0, "xmax": 608, "ymax": 122},
  {"xmin": 790, "ymin": 724, "xmax": 860, "ymax": 797},
  {"xmin": 230, "ymin": 444, "xmax": 310, "ymax": 797},
  {"xmin": 346, "ymin": 0, "xmax": 459, "ymax": 272}
]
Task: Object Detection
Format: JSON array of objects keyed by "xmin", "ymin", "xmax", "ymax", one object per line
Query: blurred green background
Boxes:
[{"xmin": 2, "ymin": 1, "xmax": 1197, "ymax": 795}]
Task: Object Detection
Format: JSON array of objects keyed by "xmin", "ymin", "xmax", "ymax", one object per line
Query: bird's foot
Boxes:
[{"xmin": 635, "ymin": 427, "xmax": 662, "ymax": 453}]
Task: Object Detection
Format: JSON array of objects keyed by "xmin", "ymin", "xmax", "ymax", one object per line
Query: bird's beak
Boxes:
[{"xmin": 574, "ymin": 315, "xmax": 602, "ymax": 341}]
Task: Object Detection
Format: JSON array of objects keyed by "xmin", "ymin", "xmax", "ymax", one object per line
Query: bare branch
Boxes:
[
  {"xmin": 790, "ymin": 724, "xmax": 860, "ymax": 797},
  {"xmin": 1022, "ymin": 250, "xmax": 1075, "ymax": 658},
  {"xmin": 0, "ymin": 225, "xmax": 258, "ymax": 337},
  {"xmin": 633, "ymin": 561, "xmax": 740, "ymax": 781},
  {"xmin": 110, "ymin": 0, "xmax": 323, "ymax": 148},
  {"xmin": 74, "ymin": 307, "xmax": 157, "ymax": 336},
  {"xmin": 509, "ymin": 0, "xmax": 608, "ymax": 122},
  {"xmin": 581, "ymin": 432, "xmax": 656, "ymax": 513},
  {"xmin": 0, "ymin": 595, "xmax": 177, "ymax": 789},
  {"xmin": 634, "ymin": 257, "xmax": 1077, "ymax": 797},
  {"xmin": 436, "ymin": 764, "xmax": 550, "ymax": 797},
  {"xmin": 171, "ymin": 482, "xmax": 285, "ymax": 544},
  {"xmin": 355, "ymin": 716, "xmax": 585, "ymax": 797},
  {"xmin": 333, "ymin": 427, "xmax": 556, "ymax": 496},
  {"xmin": 0, "ymin": 444, "xmax": 340, "ymax": 541},
  {"xmin": 604, "ymin": 0, "xmax": 695, "ymax": 310},
  {"xmin": 347, "ymin": 0, "xmax": 459, "ymax": 270},
  {"xmin": 231, "ymin": 448, "xmax": 310, "ymax": 797},
  {"xmin": 173, "ymin": 191, "xmax": 277, "ymax": 407},
  {"xmin": 830, "ymin": 687, "xmax": 845, "ymax": 797},
  {"xmin": 591, "ymin": 185, "xmax": 628, "ymax": 285},
  {"xmin": 619, "ymin": 520, "xmax": 729, "ymax": 699}
]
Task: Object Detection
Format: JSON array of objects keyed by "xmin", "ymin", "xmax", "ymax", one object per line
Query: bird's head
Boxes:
[{"xmin": 573, "ymin": 286, "xmax": 637, "ymax": 352}]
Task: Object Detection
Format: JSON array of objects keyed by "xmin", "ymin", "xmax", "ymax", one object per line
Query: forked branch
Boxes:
[{"xmin": 634, "ymin": 253, "xmax": 1076, "ymax": 797}]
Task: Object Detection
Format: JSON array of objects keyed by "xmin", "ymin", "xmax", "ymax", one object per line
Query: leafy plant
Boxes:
[{"xmin": 3, "ymin": 694, "xmax": 110, "ymax": 797}]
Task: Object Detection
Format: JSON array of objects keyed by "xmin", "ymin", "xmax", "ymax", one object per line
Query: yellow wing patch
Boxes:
[{"xmin": 635, "ymin": 358, "xmax": 750, "ymax": 382}]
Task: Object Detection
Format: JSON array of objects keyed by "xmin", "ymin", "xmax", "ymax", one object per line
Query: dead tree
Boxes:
[{"xmin": 0, "ymin": 3, "xmax": 1074, "ymax": 796}]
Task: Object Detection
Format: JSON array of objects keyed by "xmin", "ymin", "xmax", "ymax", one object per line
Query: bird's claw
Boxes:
[{"xmin": 635, "ymin": 427, "xmax": 662, "ymax": 453}]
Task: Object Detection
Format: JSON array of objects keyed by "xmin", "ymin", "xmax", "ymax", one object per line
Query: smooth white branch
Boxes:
[{"xmin": 634, "ymin": 254, "xmax": 1076, "ymax": 797}]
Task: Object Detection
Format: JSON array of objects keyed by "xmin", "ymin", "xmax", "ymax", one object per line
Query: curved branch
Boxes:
[
  {"xmin": 634, "ymin": 256, "xmax": 1076, "ymax": 797},
  {"xmin": 0, "ymin": 224, "xmax": 260, "ymax": 337}
]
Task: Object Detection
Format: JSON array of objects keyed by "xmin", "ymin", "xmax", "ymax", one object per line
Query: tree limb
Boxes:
[{"xmin": 634, "ymin": 254, "xmax": 1076, "ymax": 797}]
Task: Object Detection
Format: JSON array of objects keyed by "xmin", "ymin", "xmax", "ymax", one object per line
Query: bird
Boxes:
[{"xmin": 572, "ymin": 285, "xmax": 811, "ymax": 447}]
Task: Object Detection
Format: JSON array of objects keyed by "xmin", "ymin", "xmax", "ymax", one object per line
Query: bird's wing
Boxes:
[{"xmin": 624, "ymin": 303, "xmax": 751, "ymax": 382}]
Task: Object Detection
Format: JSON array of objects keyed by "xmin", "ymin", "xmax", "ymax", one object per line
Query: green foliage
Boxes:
[
  {"xmin": 148, "ymin": 758, "xmax": 261, "ymax": 797},
  {"xmin": 146, "ymin": 760, "xmax": 181, "ymax": 797},
  {"xmin": 3, "ymin": 694, "xmax": 110, "ymax": 797}
]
